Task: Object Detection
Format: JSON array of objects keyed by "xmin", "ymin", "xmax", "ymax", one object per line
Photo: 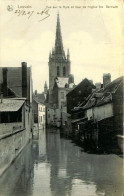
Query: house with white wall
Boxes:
[{"xmin": 32, "ymin": 96, "xmax": 46, "ymax": 130}]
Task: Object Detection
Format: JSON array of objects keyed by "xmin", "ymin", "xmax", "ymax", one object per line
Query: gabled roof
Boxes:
[
  {"xmin": 67, "ymin": 78, "xmax": 95, "ymax": 96},
  {"xmin": 33, "ymin": 93, "xmax": 45, "ymax": 104},
  {"xmin": 0, "ymin": 99, "xmax": 25, "ymax": 112},
  {"xmin": 81, "ymin": 76, "xmax": 123, "ymax": 110}
]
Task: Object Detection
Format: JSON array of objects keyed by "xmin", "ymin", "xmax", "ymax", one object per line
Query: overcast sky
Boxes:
[{"xmin": 0, "ymin": 0, "xmax": 123, "ymax": 92}]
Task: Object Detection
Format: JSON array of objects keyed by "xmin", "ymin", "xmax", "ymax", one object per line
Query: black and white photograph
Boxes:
[{"xmin": 0, "ymin": 0, "xmax": 124, "ymax": 195}]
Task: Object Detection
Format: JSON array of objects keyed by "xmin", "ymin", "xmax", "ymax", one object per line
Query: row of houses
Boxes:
[
  {"xmin": 65, "ymin": 74, "xmax": 124, "ymax": 153},
  {"xmin": 45, "ymin": 72, "xmax": 123, "ymax": 154}
]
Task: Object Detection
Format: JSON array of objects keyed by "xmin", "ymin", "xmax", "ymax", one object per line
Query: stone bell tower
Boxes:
[{"xmin": 48, "ymin": 13, "xmax": 71, "ymax": 96}]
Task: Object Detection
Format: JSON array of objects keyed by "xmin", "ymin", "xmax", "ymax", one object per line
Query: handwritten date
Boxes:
[{"xmin": 14, "ymin": 8, "xmax": 50, "ymax": 22}]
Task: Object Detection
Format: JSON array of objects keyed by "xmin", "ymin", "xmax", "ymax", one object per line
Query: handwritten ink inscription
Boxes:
[{"xmin": 14, "ymin": 8, "xmax": 50, "ymax": 22}]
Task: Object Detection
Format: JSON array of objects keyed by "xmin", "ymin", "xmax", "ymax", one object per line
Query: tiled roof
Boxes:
[
  {"xmin": 82, "ymin": 76, "xmax": 123, "ymax": 110},
  {"xmin": 0, "ymin": 99, "xmax": 25, "ymax": 112}
]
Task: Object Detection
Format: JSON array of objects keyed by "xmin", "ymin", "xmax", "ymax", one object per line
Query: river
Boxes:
[{"xmin": 0, "ymin": 128, "xmax": 123, "ymax": 196}]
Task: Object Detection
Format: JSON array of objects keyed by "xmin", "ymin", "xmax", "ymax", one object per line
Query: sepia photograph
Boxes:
[{"xmin": 0, "ymin": 0, "xmax": 124, "ymax": 195}]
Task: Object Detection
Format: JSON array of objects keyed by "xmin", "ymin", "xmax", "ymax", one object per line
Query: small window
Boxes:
[
  {"xmin": 61, "ymin": 92, "xmax": 64, "ymax": 99},
  {"xmin": 63, "ymin": 66, "xmax": 66, "ymax": 76},
  {"xmin": 57, "ymin": 66, "xmax": 60, "ymax": 76},
  {"xmin": 41, "ymin": 116, "xmax": 42, "ymax": 122}
]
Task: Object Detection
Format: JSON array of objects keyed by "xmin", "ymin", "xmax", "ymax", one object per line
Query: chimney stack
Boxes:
[
  {"xmin": 35, "ymin": 90, "xmax": 37, "ymax": 96},
  {"xmin": 22, "ymin": 62, "xmax": 27, "ymax": 98},
  {"xmin": 2, "ymin": 68, "xmax": 8, "ymax": 97},
  {"xmin": 103, "ymin": 73, "xmax": 111, "ymax": 88},
  {"xmin": 95, "ymin": 82, "xmax": 101, "ymax": 90}
]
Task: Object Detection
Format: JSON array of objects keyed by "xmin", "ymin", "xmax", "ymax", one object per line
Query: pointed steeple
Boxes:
[
  {"xmin": 55, "ymin": 13, "xmax": 64, "ymax": 55},
  {"xmin": 44, "ymin": 81, "xmax": 48, "ymax": 88},
  {"xmin": 44, "ymin": 81, "xmax": 48, "ymax": 94},
  {"xmin": 67, "ymin": 49, "xmax": 70, "ymax": 61}
]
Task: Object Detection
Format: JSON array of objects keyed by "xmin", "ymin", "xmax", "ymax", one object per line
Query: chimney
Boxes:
[
  {"xmin": 22, "ymin": 62, "xmax": 27, "ymax": 98},
  {"xmin": 2, "ymin": 68, "xmax": 8, "ymax": 97},
  {"xmin": 35, "ymin": 90, "xmax": 37, "ymax": 96},
  {"xmin": 103, "ymin": 73, "xmax": 111, "ymax": 88},
  {"xmin": 95, "ymin": 82, "xmax": 101, "ymax": 90}
]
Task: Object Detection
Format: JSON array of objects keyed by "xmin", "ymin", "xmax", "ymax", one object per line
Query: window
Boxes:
[
  {"xmin": 40, "ymin": 116, "xmax": 42, "ymax": 122},
  {"xmin": 63, "ymin": 66, "xmax": 66, "ymax": 76},
  {"xmin": 61, "ymin": 92, "xmax": 64, "ymax": 99},
  {"xmin": 57, "ymin": 66, "xmax": 60, "ymax": 76}
]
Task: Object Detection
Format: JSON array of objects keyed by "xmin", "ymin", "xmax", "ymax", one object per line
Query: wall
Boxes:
[
  {"xmin": 112, "ymin": 79, "xmax": 124, "ymax": 135},
  {"xmin": 58, "ymin": 89, "xmax": 67, "ymax": 109},
  {"xmin": 0, "ymin": 128, "xmax": 31, "ymax": 176},
  {"xmin": 46, "ymin": 107, "xmax": 55, "ymax": 125},
  {"xmin": 89, "ymin": 103, "xmax": 113, "ymax": 121},
  {"xmin": 32, "ymin": 100, "xmax": 38, "ymax": 123},
  {"xmin": 0, "ymin": 122, "xmax": 23, "ymax": 136},
  {"xmin": 86, "ymin": 108, "xmax": 93, "ymax": 120},
  {"xmin": 0, "ymin": 103, "xmax": 32, "ymax": 176}
]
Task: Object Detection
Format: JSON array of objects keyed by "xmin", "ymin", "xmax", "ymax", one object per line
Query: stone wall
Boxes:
[
  {"xmin": 0, "ymin": 122, "xmax": 23, "ymax": 136},
  {"xmin": 0, "ymin": 128, "xmax": 31, "ymax": 176},
  {"xmin": 0, "ymin": 104, "xmax": 33, "ymax": 176}
]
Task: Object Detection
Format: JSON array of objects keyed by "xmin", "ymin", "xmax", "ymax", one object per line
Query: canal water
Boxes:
[{"xmin": 0, "ymin": 129, "xmax": 123, "ymax": 196}]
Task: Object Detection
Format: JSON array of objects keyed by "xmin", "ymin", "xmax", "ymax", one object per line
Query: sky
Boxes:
[{"xmin": 0, "ymin": 0, "xmax": 124, "ymax": 92}]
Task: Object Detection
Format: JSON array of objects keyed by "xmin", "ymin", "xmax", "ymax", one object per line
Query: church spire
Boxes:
[
  {"xmin": 67, "ymin": 49, "xmax": 70, "ymax": 61},
  {"xmin": 44, "ymin": 81, "xmax": 48, "ymax": 94},
  {"xmin": 55, "ymin": 13, "xmax": 64, "ymax": 55}
]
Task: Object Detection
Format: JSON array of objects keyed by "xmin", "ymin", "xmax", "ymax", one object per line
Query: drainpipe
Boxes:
[{"xmin": 0, "ymin": 83, "xmax": 3, "ymax": 103}]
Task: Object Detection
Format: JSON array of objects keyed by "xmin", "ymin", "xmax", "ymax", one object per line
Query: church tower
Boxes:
[{"xmin": 48, "ymin": 13, "xmax": 71, "ymax": 94}]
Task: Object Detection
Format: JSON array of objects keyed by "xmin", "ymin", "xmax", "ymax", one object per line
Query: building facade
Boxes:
[
  {"xmin": 33, "ymin": 97, "xmax": 46, "ymax": 130},
  {"xmin": 69, "ymin": 75, "xmax": 124, "ymax": 154},
  {"xmin": 0, "ymin": 62, "xmax": 33, "ymax": 176}
]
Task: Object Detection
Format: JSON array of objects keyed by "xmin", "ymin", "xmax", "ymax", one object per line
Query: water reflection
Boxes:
[{"xmin": 0, "ymin": 128, "xmax": 123, "ymax": 196}]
